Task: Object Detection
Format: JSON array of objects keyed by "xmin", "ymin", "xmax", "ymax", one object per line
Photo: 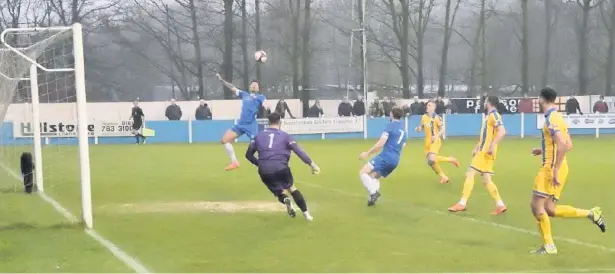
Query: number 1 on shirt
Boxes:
[{"xmin": 268, "ymin": 133, "xmax": 275, "ymax": 148}]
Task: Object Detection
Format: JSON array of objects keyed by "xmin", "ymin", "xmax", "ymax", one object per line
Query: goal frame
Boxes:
[{"xmin": 0, "ymin": 23, "xmax": 93, "ymax": 229}]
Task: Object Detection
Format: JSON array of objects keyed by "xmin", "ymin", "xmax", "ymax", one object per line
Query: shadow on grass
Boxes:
[{"xmin": 0, "ymin": 222, "xmax": 79, "ymax": 232}]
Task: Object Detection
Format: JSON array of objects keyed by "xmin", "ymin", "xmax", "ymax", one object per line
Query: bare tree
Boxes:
[
  {"xmin": 240, "ymin": 0, "xmax": 249, "ymax": 90},
  {"xmin": 255, "ymin": 0, "xmax": 262, "ymax": 82},
  {"xmin": 290, "ymin": 0, "xmax": 301, "ymax": 99},
  {"xmin": 520, "ymin": 0, "xmax": 529, "ymax": 95},
  {"xmin": 370, "ymin": 0, "xmax": 411, "ymax": 98},
  {"xmin": 601, "ymin": 0, "xmax": 615, "ymax": 95},
  {"xmin": 300, "ymin": 0, "xmax": 311, "ymax": 114},
  {"xmin": 542, "ymin": 0, "xmax": 558, "ymax": 88},
  {"xmin": 410, "ymin": 0, "xmax": 435, "ymax": 98},
  {"xmin": 576, "ymin": 0, "xmax": 601, "ymax": 94},
  {"xmin": 437, "ymin": 0, "xmax": 461, "ymax": 97},
  {"xmin": 223, "ymin": 0, "xmax": 234, "ymax": 99}
]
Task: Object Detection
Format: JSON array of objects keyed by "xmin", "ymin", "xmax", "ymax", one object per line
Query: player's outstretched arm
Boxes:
[
  {"xmin": 360, "ymin": 133, "xmax": 388, "ymax": 159},
  {"xmin": 245, "ymin": 140, "xmax": 259, "ymax": 166},
  {"xmin": 288, "ymin": 140, "xmax": 320, "ymax": 174},
  {"xmin": 216, "ymin": 72, "xmax": 239, "ymax": 96}
]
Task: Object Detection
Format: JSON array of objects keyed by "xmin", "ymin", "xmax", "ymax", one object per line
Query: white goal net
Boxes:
[{"xmin": 0, "ymin": 24, "xmax": 92, "ymax": 228}]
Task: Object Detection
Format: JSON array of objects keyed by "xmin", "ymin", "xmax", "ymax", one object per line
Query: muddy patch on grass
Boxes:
[{"xmin": 101, "ymin": 201, "xmax": 285, "ymax": 214}]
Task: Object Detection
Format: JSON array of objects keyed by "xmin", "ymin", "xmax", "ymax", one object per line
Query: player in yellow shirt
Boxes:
[
  {"xmin": 415, "ymin": 101, "xmax": 459, "ymax": 184},
  {"xmin": 529, "ymin": 88, "xmax": 605, "ymax": 254},
  {"xmin": 449, "ymin": 96, "xmax": 507, "ymax": 215}
]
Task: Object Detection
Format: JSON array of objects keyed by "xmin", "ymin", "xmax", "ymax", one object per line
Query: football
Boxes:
[{"xmin": 254, "ymin": 50, "xmax": 267, "ymax": 63}]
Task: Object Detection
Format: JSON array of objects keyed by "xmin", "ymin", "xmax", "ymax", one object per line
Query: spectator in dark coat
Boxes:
[
  {"xmin": 370, "ymin": 98, "xmax": 384, "ymax": 117},
  {"xmin": 381, "ymin": 97, "xmax": 392, "ymax": 115},
  {"xmin": 195, "ymin": 99, "xmax": 212, "ymax": 120},
  {"xmin": 435, "ymin": 96, "xmax": 446, "ymax": 114},
  {"xmin": 593, "ymin": 95, "xmax": 609, "ymax": 113},
  {"xmin": 410, "ymin": 96, "xmax": 423, "ymax": 115},
  {"xmin": 275, "ymin": 99, "xmax": 295, "ymax": 118},
  {"xmin": 402, "ymin": 104, "xmax": 411, "ymax": 116},
  {"xmin": 353, "ymin": 96, "xmax": 366, "ymax": 116},
  {"xmin": 165, "ymin": 99, "xmax": 182, "ymax": 120},
  {"xmin": 307, "ymin": 100, "xmax": 324, "ymax": 118},
  {"xmin": 338, "ymin": 97, "xmax": 353, "ymax": 116},
  {"xmin": 445, "ymin": 98, "xmax": 458, "ymax": 114},
  {"xmin": 565, "ymin": 94, "xmax": 582, "ymax": 115},
  {"xmin": 257, "ymin": 105, "xmax": 271, "ymax": 118}
]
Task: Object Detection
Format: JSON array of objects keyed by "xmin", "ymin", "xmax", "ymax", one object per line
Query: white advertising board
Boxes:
[
  {"xmin": 13, "ymin": 120, "xmax": 138, "ymax": 138},
  {"xmin": 279, "ymin": 117, "xmax": 364, "ymax": 135},
  {"xmin": 536, "ymin": 113, "xmax": 615, "ymax": 129}
]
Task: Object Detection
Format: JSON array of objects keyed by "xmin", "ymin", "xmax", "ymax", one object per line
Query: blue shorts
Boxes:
[
  {"xmin": 231, "ymin": 124, "xmax": 257, "ymax": 139},
  {"xmin": 369, "ymin": 155, "xmax": 398, "ymax": 178}
]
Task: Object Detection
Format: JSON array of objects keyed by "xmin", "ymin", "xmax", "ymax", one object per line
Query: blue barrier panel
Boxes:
[
  {"xmin": 192, "ymin": 120, "xmax": 234, "ymax": 143},
  {"xmin": 501, "ymin": 114, "xmax": 522, "ymax": 136},
  {"xmin": 523, "ymin": 114, "xmax": 541, "ymax": 136},
  {"xmin": 367, "ymin": 118, "xmax": 388, "ymax": 138},
  {"xmin": 446, "ymin": 114, "xmax": 483, "ymax": 136},
  {"xmin": 147, "ymin": 121, "xmax": 189, "ymax": 143},
  {"xmin": 3, "ymin": 114, "xmax": 614, "ymax": 146}
]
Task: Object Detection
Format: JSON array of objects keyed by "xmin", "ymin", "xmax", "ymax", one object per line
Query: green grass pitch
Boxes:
[{"xmin": 0, "ymin": 137, "xmax": 614, "ymax": 272}]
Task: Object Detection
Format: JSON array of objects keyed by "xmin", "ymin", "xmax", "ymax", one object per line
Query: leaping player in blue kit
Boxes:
[
  {"xmin": 216, "ymin": 72, "xmax": 267, "ymax": 171},
  {"xmin": 358, "ymin": 107, "xmax": 407, "ymax": 206}
]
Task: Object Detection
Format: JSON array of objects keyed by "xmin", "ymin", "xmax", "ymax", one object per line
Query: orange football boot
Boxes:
[
  {"xmin": 448, "ymin": 203, "xmax": 466, "ymax": 212},
  {"xmin": 224, "ymin": 162, "xmax": 240, "ymax": 171},
  {"xmin": 491, "ymin": 205, "xmax": 508, "ymax": 215}
]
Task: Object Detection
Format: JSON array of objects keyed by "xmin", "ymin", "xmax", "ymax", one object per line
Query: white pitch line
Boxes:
[
  {"xmin": 0, "ymin": 164, "xmax": 151, "ymax": 273},
  {"xmin": 504, "ymin": 267, "xmax": 615, "ymax": 273},
  {"xmin": 298, "ymin": 180, "xmax": 615, "ymax": 253}
]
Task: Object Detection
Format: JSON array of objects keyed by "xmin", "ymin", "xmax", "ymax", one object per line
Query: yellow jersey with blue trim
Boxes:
[
  {"xmin": 541, "ymin": 108, "xmax": 568, "ymax": 169},
  {"xmin": 421, "ymin": 114, "xmax": 442, "ymax": 146},
  {"xmin": 477, "ymin": 109, "xmax": 504, "ymax": 156}
]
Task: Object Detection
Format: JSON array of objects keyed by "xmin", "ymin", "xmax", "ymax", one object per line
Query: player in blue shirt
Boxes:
[
  {"xmin": 359, "ymin": 107, "xmax": 407, "ymax": 206},
  {"xmin": 217, "ymin": 73, "xmax": 267, "ymax": 171}
]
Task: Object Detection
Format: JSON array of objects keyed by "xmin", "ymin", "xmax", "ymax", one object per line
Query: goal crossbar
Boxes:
[{"xmin": 1, "ymin": 26, "xmax": 75, "ymax": 72}]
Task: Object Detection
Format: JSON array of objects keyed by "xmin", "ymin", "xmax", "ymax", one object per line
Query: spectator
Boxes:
[
  {"xmin": 257, "ymin": 104, "xmax": 271, "ymax": 118},
  {"xmin": 165, "ymin": 99, "xmax": 182, "ymax": 120},
  {"xmin": 353, "ymin": 96, "xmax": 366, "ymax": 116},
  {"xmin": 410, "ymin": 96, "xmax": 423, "ymax": 115},
  {"xmin": 519, "ymin": 93, "xmax": 534, "ymax": 113},
  {"xmin": 195, "ymin": 99, "xmax": 212, "ymax": 120},
  {"xmin": 445, "ymin": 98, "xmax": 458, "ymax": 114},
  {"xmin": 307, "ymin": 100, "xmax": 324, "ymax": 117},
  {"xmin": 275, "ymin": 99, "xmax": 295, "ymax": 118},
  {"xmin": 402, "ymin": 104, "xmax": 411, "ymax": 116},
  {"xmin": 435, "ymin": 96, "xmax": 446, "ymax": 114},
  {"xmin": 593, "ymin": 95, "xmax": 609, "ymax": 113},
  {"xmin": 382, "ymin": 96, "xmax": 392, "ymax": 115},
  {"xmin": 565, "ymin": 94, "xmax": 582, "ymax": 115},
  {"xmin": 479, "ymin": 92, "xmax": 488, "ymax": 113},
  {"xmin": 338, "ymin": 97, "xmax": 353, "ymax": 116},
  {"xmin": 370, "ymin": 98, "xmax": 384, "ymax": 117}
]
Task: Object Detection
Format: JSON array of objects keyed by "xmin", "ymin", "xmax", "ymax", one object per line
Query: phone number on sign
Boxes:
[{"xmin": 100, "ymin": 121, "xmax": 134, "ymax": 132}]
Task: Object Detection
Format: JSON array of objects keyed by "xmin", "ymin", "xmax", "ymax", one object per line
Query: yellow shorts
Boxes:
[
  {"xmin": 533, "ymin": 165, "xmax": 568, "ymax": 200},
  {"xmin": 424, "ymin": 139, "xmax": 441, "ymax": 156},
  {"xmin": 470, "ymin": 152, "xmax": 495, "ymax": 174}
]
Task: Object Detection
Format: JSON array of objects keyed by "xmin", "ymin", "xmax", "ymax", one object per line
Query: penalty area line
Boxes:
[
  {"xmin": 298, "ymin": 180, "xmax": 615, "ymax": 253},
  {"xmin": 0, "ymin": 164, "xmax": 152, "ymax": 273}
]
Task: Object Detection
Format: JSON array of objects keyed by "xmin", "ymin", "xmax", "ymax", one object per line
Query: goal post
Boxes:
[{"xmin": 0, "ymin": 23, "xmax": 93, "ymax": 229}]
